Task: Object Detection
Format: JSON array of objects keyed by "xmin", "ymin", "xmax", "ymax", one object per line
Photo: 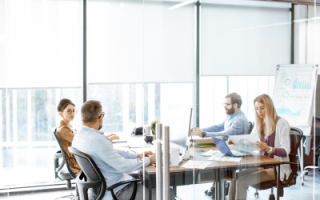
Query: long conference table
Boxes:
[{"xmin": 114, "ymin": 137, "xmax": 281, "ymax": 200}]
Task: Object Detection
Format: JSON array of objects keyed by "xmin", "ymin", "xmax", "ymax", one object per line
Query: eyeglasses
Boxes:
[
  {"xmin": 223, "ymin": 103, "xmax": 233, "ymax": 107},
  {"xmin": 65, "ymin": 109, "xmax": 77, "ymax": 115},
  {"xmin": 100, "ymin": 112, "xmax": 105, "ymax": 118}
]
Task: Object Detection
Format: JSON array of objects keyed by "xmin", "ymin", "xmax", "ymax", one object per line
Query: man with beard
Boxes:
[
  {"xmin": 191, "ymin": 93, "xmax": 249, "ymax": 199},
  {"xmin": 72, "ymin": 100, "xmax": 166, "ymax": 200},
  {"xmin": 191, "ymin": 93, "xmax": 249, "ymax": 140}
]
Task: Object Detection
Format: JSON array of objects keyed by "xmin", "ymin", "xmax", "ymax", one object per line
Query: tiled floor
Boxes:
[{"xmin": 2, "ymin": 170, "xmax": 319, "ymax": 200}]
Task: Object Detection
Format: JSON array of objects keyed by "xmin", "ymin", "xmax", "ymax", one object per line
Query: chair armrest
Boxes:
[
  {"xmin": 274, "ymin": 162, "xmax": 299, "ymax": 187},
  {"xmin": 107, "ymin": 179, "xmax": 140, "ymax": 191},
  {"xmin": 55, "ymin": 159, "xmax": 66, "ymax": 173}
]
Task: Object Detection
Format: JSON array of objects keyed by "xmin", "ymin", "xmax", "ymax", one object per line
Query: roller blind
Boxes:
[
  {"xmin": 87, "ymin": 1, "xmax": 194, "ymax": 84},
  {"xmin": 307, "ymin": 6, "xmax": 320, "ymax": 67},
  {"xmin": 0, "ymin": 0, "xmax": 4, "ymax": 88},
  {"xmin": 201, "ymin": 1, "xmax": 291, "ymax": 76},
  {"xmin": 4, "ymin": 0, "xmax": 82, "ymax": 88}
]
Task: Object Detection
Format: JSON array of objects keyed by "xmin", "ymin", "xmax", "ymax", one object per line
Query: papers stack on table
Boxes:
[
  {"xmin": 181, "ymin": 160, "xmax": 212, "ymax": 169},
  {"xmin": 207, "ymin": 156, "xmax": 242, "ymax": 162}
]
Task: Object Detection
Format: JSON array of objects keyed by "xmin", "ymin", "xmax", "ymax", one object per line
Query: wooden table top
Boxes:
[
  {"xmin": 144, "ymin": 145, "xmax": 280, "ymax": 175},
  {"xmin": 113, "ymin": 135, "xmax": 280, "ymax": 175}
]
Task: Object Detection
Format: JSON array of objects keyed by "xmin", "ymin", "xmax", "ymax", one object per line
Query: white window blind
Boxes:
[
  {"xmin": 0, "ymin": 45, "xmax": 5, "ymax": 88},
  {"xmin": 87, "ymin": 1, "xmax": 194, "ymax": 84},
  {"xmin": 307, "ymin": 6, "xmax": 320, "ymax": 67},
  {"xmin": 201, "ymin": 1, "xmax": 291, "ymax": 76},
  {"xmin": 3, "ymin": 0, "xmax": 82, "ymax": 89}
]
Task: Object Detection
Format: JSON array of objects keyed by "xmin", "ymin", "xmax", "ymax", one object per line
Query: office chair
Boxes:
[
  {"xmin": 53, "ymin": 128, "xmax": 78, "ymax": 200},
  {"xmin": 68, "ymin": 147, "xmax": 141, "ymax": 200},
  {"xmin": 248, "ymin": 121, "xmax": 255, "ymax": 134},
  {"xmin": 251, "ymin": 127, "xmax": 303, "ymax": 200},
  {"xmin": 303, "ymin": 135, "xmax": 320, "ymax": 175}
]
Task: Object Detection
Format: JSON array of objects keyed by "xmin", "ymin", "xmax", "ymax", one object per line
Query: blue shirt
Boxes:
[
  {"xmin": 202, "ymin": 110, "xmax": 249, "ymax": 140},
  {"xmin": 72, "ymin": 125, "xmax": 150, "ymax": 200}
]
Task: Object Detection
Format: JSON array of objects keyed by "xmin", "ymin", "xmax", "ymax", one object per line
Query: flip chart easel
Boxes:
[{"xmin": 273, "ymin": 64, "xmax": 318, "ymax": 185}]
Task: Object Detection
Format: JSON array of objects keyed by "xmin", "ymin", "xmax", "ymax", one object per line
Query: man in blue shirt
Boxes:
[
  {"xmin": 192, "ymin": 93, "xmax": 249, "ymax": 141},
  {"xmin": 72, "ymin": 100, "xmax": 157, "ymax": 200},
  {"xmin": 191, "ymin": 93, "xmax": 249, "ymax": 199}
]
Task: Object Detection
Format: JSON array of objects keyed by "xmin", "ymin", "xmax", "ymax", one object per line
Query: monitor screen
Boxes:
[
  {"xmin": 162, "ymin": 104, "xmax": 192, "ymax": 149},
  {"xmin": 316, "ymin": 75, "xmax": 320, "ymax": 119}
]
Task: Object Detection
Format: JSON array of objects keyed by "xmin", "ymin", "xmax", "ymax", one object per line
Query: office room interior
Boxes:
[{"xmin": 1, "ymin": 0, "xmax": 320, "ymax": 200}]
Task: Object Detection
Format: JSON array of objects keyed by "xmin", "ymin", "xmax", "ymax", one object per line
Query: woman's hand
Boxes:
[
  {"xmin": 107, "ymin": 133, "xmax": 120, "ymax": 141},
  {"xmin": 227, "ymin": 138, "xmax": 234, "ymax": 145},
  {"xmin": 256, "ymin": 141, "xmax": 271, "ymax": 152}
]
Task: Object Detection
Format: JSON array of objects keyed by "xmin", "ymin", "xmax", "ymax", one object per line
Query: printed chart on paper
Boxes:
[{"xmin": 273, "ymin": 65, "xmax": 317, "ymax": 126}]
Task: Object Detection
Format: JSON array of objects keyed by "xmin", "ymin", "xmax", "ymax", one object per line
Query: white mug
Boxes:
[
  {"xmin": 170, "ymin": 148, "xmax": 180, "ymax": 167},
  {"xmin": 144, "ymin": 125, "xmax": 151, "ymax": 135}
]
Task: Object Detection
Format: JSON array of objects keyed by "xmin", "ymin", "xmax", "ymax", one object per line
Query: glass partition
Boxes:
[
  {"xmin": 0, "ymin": 0, "xmax": 319, "ymax": 199},
  {"xmin": 200, "ymin": 1, "xmax": 318, "ymax": 200}
]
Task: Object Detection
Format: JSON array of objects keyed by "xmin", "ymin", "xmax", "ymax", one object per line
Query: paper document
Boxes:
[
  {"xmin": 131, "ymin": 147, "xmax": 155, "ymax": 154},
  {"xmin": 181, "ymin": 161, "xmax": 211, "ymax": 169},
  {"xmin": 229, "ymin": 134, "xmax": 260, "ymax": 151},
  {"xmin": 201, "ymin": 150, "xmax": 222, "ymax": 157},
  {"xmin": 207, "ymin": 156, "xmax": 242, "ymax": 162},
  {"xmin": 127, "ymin": 141, "xmax": 153, "ymax": 148}
]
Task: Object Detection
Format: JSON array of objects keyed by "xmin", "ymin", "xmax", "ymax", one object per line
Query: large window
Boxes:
[
  {"xmin": 0, "ymin": 88, "xmax": 81, "ymax": 187},
  {"xmin": 200, "ymin": 76, "xmax": 275, "ymax": 128},
  {"xmin": 0, "ymin": 0, "xmax": 82, "ymax": 188},
  {"xmin": 88, "ymin": 83, "xmax": 193, "ymax": 137}
]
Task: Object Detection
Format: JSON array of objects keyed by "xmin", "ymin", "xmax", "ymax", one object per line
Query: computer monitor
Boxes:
[
  {"xmin": 316, "ymin": 75, "xmax": 320, "ymax": 120},
  {"xmin": 162, "ymin": 104, "xmax": 193, "ymax": 150}
]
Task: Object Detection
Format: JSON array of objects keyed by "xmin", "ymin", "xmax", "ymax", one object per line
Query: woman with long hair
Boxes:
[{"xmin": 228, "ymin": 94, "xmax": 291, "ymax": 200}]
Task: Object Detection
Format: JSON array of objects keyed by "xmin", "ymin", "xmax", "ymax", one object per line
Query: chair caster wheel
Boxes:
[
  {"xmin": 302, "ymin": 182, "xmax": 304, "ymax": 186},
  {"xmin": 254, "ymin": 191, "xmax": 259, "ymax": 198}
]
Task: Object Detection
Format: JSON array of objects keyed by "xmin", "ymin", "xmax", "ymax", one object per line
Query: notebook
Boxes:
[{"xmin": 211, "ymin": 137, "xmax": 252, "ymax": 157}]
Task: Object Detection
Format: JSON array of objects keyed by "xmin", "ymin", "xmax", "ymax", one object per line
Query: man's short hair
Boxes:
[
  {"xmin": 81, "ymin": 100, "xmax": 102, "ymax": 124},
  {"xmin": 225, "ymin": 93, "xmax": 242, "ymax": 108}
]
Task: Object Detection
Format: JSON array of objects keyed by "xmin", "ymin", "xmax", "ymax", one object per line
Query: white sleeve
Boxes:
[{"xmin": 278, "ymin": 119, "xmax": 291, "ymax": 156}]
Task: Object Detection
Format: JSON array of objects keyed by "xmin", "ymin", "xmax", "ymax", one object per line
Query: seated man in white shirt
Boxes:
[{"xmin": 73, "ymin": 100, "xmax": 175, "ymax": 200}]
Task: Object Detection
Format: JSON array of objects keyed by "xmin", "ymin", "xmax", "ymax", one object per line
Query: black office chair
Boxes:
[
  {"xmin": 248, "ymin": 121, "xmax": 255, "ymax": 134},
  {"xmin": 303, "ymin": 135, "xmax": 320, "ymax": 174},
  {"xmin": 252, "ymin": 127, "xmax": 303, "ymax": 199},
  {"xmin": 53, "ymin": 128, "xmax": 78, "ymax": 200},
  {"xmin": 68, "ymin": 147, "xmax": 141, "ymax": 200}
]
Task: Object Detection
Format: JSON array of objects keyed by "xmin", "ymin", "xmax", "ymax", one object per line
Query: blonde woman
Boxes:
[{"xmin": 228, "ymin": 94, "xmax": 291, "ymax": 200}]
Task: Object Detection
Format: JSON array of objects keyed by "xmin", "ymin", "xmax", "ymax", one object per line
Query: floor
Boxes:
[{"xmin": 1, "ymin": 170, "xmax": 319, "ymax": 200}]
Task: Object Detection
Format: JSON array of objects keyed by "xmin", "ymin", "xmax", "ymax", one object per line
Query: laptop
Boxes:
[
  {"xmin": 211, "ymin": 137, "xmax": 252, "ymax": 157},
  {"xmin": 110, "ymin": 122, "xmax": 136, "ymax": 143}
]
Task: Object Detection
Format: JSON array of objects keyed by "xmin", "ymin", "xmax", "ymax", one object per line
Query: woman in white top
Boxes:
[{"xmin": 228, "ymin": 94, "xmax": 291, "ymax": 200}]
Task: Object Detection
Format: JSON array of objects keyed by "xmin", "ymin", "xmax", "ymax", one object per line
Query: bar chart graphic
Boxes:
[
  {"xmin": 276, "ymin": 108, "xmax": 301, "ymax": 116},
  {"xmin": 292, "ymin": 78, "xmax": 311, "ymax": 89}
]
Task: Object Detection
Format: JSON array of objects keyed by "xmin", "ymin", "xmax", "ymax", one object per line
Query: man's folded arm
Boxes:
[{"xmin": 93, "ymin": 137, "xmax": 150, "ymax": 173}]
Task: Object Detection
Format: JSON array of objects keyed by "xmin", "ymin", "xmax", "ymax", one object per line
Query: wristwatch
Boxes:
[
  {"xmin": 202, "ymin": 132, "xmax": 207, "ymax": 138},
  {"xmin": 267, "ymin": 147, "xmax": 273, "ymax": 154}
]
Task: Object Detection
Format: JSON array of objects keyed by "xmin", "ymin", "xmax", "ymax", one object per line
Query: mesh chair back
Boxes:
[
  {"xmin": 53, "ymin": 128, "xmax": 77, "ymax": 178},
  {"xmin": 248, "ymin": 121, "xmax": 255, "ymax": 134},
  {"xmin": 69, "ymin": 147, "xmax": 107, "ymax": 200},
  {"xmin": 285, "ymin": 127, "xmax": 303, "ymax": 185},
  {"xmin": 289, "ymin": 127, "xmax": 303, "ymax": 170}
]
